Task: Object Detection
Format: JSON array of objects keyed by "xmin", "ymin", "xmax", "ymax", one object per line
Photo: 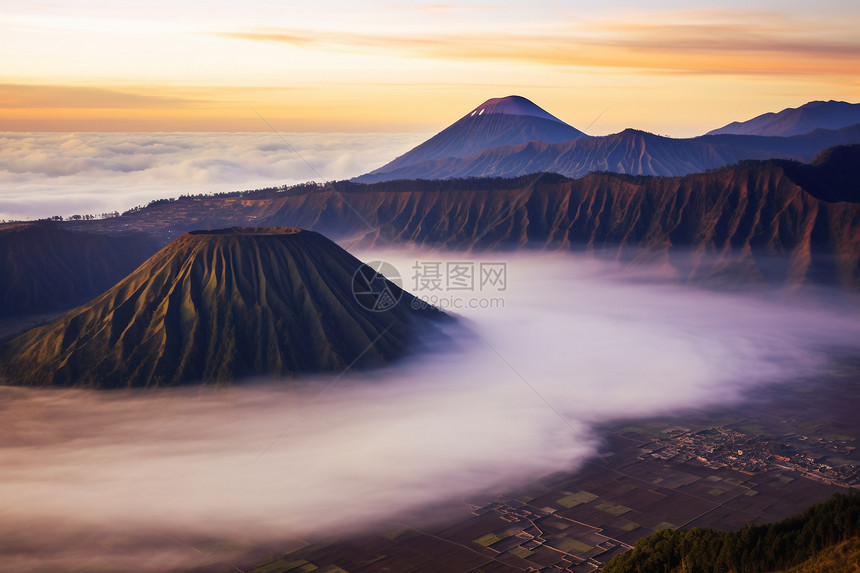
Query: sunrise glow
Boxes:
[{"xmin": 2, "ymin": 0, "xmax": 859, "ymax": 136}]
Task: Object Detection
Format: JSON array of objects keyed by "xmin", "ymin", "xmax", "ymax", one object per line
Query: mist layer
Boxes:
[
  {"xmin": 0, "ymin": 132, "xmax": 427, "ymax": 221},
  {"xmin": 1, "ymin": 251, "xmax": 858, "ymax": 571}
]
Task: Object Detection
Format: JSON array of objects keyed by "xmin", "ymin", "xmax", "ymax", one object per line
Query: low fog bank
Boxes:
[
  {"xmin": 3, "ymin": 251, "xmax": 860, "ymax": 572},
  {"xmin": 0, "ymin": 132, "xmax": 427, "ymax": 221}
]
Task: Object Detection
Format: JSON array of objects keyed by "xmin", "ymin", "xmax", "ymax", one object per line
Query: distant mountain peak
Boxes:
[
  {"xmin": 355, "ymin": 95, "xmax": 586, "ymax": 182},
  {"xmin": 465, "ymin": 95, "xmax": 567, "ymax": 124},
  {"xmin": 707, "ymin": 100, "xmax": 860, "ymax": 137}
]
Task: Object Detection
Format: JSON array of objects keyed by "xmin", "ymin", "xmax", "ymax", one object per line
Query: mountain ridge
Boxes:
[
  {"xmin": 3, "ymin": 146, "xmax": 857, "ymax": 324},
  {"xmin": 0, "ymin": 223, "xmax": 160, "ymax": 318},
  {"xmin": 357, "ymin": 123, "xmax": 860, "ymax": 183},
  {"xmin": 357, "ymin": 97, "xmax": 860, "ymax": 183},
  {"xmin": 707, "ymin": 100, "xmax": 860, "ymax": 137},
  {"xmin": 23, "ymin": 145, "xmax": 854, "ymax": 291}
]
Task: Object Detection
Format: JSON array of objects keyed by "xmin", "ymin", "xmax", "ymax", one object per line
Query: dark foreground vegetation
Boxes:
[{"xmin": 603, "ymin": 492, "xmax": 860, "ymax": 573}]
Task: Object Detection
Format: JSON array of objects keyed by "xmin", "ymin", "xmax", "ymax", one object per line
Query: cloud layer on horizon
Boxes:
[{"xmin": 0, "ymin": 132, "xmax": 427, "ymax": 221}]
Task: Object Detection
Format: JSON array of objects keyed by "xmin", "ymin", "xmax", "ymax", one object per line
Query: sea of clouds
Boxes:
[
  {"xmin": 0, "ymin": 132, "xmax": 428, "ymax": 221},
  {"xmin": 2, "ymin": 250, "xmax": 859, "ymax": 571}
]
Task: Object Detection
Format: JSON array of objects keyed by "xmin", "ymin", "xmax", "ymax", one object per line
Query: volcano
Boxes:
[
  {"xmin": 355, "ymin": 98, "xmax": 860, "ymax": 183},
  {"xmin": 357, "ymin": 95, "xmax": 586, "ymax": 182},
  {"xmin": 0, "ymin": 227, "xmax": 444, "ymax": 388}
]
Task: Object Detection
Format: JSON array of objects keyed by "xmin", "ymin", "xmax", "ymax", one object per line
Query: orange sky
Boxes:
[{"xmin": 2, "ymin": 2, "xmax": 859, "ymax": 136}]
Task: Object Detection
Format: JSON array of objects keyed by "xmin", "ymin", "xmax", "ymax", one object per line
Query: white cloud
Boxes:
[
  {"xmin": 1, "ymin": 251, "xmax": 858, "ymax": 571},
  {"xmin": 0, "ymin": 132, "xmax": 428, "ymax": 221}
]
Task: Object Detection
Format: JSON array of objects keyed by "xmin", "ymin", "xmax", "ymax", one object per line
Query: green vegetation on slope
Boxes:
[
  {"xmin": 602, "ymin": 492, "xmax": 860, "ymax": 573},
  {"xmin": 780, "ymin": 537, "xmax": 860, "ymax": 573}
]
